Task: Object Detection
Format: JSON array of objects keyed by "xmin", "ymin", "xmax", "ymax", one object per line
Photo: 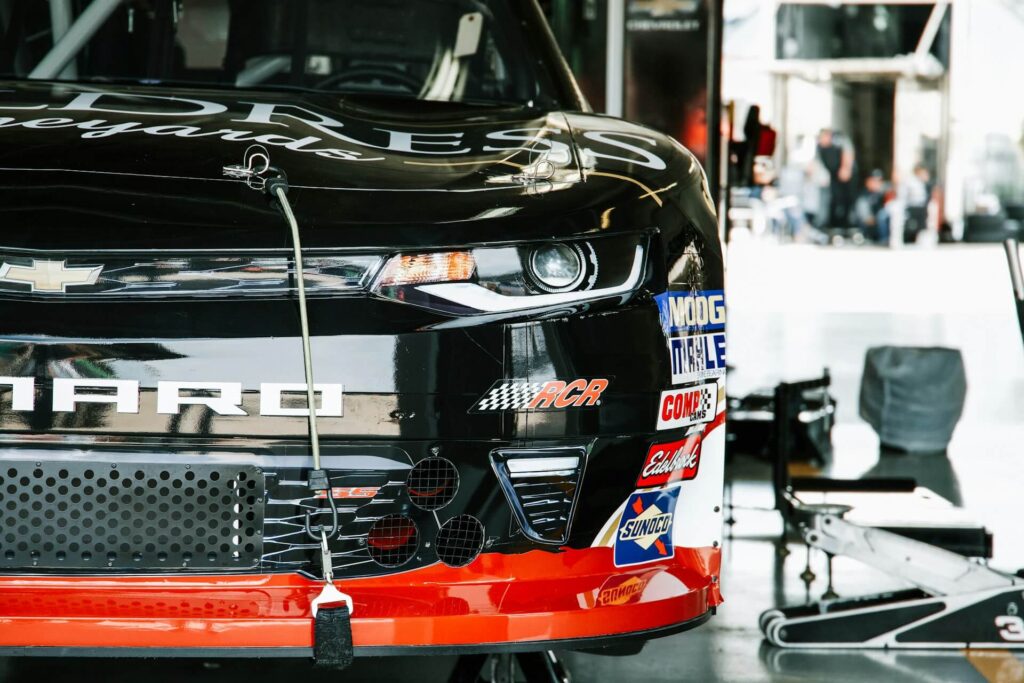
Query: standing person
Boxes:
[
  {"xmin": 815, "ymin": 128, "xmax": 856, "ymax": 229},
  {"xmin": 854, "ymin": 170, "xmax": 890, "ymax": 245},
  {"xmin": 900, "ymin": 163, "xmax": 931, "ymax": 243}
]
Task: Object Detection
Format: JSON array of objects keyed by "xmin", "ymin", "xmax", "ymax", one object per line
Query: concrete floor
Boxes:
[{"xmin": 2, "ymin": 241, "xmax": 1022, "ymax": 681}]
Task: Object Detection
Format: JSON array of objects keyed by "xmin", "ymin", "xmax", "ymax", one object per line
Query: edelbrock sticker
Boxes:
[
  {"xmin": 614, "ymin": 488, "xmax": 679, "ymax": 567},
  {"xmin": 667, "ymin": 332, "xmax": 726, "ymax": 385},
  {"xmin": 656, "ymin": 382, "xmax": 717, "ymax": 431},
  {"xmin": 655, "ymin": 289, "xmax": 725, "ymax": 335},
  {"xmin": 470, "ymin": 378, "xmax": 609, "ymax": 413},
  {"xmin": 637, "ymin": 435, "xmax": 701, "ymax": 487}
]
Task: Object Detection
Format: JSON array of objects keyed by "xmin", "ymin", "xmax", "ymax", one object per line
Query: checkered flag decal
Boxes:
[
  {"xmin": 470, "ymin": 380, "xmax": 544, "ymax": 413},
  {"xmin": 696, "ymin": 386, "xmax": 714, "ymax": 413}
]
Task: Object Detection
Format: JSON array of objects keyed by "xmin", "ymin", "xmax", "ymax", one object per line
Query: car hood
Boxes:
[{"xmin": 0, "ymin": 81, "xmax": 705, "ymax": 249}]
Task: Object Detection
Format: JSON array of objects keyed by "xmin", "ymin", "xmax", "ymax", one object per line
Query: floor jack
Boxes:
[
  {"xmin": 761, "ymin": 239, "xmax": 1024, "ymax": 649},
  {"xmin": 761, "ymin": 504, "xmax": 1023, "ymax": 648}
]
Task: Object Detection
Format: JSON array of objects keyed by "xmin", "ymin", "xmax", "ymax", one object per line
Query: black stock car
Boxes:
[{"xmin": 0, "ymin": 0, "xmax": 725, "ymax": 664}]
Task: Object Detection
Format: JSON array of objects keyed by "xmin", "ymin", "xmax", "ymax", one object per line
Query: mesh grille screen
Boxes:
[
  {"xmin": 435, "ymin": 515, "xmax": 484, "ymax": 567},
  {"xmin": 0, "ymin": 462, "xmax": 264, "ymax": 570},
  {"xmin": 367, "ymin": 514, "xmax": 418, "ymax": 568},
  {"xmin": 406, "ymin": 457, "xmax": 458, "ymax": 511}
]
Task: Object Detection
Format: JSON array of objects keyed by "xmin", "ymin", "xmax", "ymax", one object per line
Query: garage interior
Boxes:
[{"xmin": 0, "ymin": 0, "xmax": 1023, "ymax": 681}]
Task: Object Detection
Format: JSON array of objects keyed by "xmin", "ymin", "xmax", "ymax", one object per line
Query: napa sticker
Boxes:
[
  {"xmin": 668, "ymin": 332, "xmax": 726, "ymax": 385},
  {"xmin": 614, "ymin": 488, "xmax": 679, "ymax": 567},
  {"xmin": 656, "ymin": 289, "xmax": 725, "ymax": 335}
]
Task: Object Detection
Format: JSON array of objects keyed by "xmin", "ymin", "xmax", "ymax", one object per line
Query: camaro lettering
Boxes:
[{"xmin": 0, "ymin": 377, "xmax": 343, "ymax": 417}]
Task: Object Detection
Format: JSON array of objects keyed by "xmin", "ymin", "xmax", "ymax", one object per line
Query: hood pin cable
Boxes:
[{"xmin": 224, "ymin": 150, "xmax": 355, "ymax": 652}]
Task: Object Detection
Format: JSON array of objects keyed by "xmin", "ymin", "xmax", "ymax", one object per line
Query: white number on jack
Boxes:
[{"xmin": 995, "ymin": 615, "xmax": 1024, "ymax": 642}]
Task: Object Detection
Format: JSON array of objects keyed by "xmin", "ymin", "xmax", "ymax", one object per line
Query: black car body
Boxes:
[{"xmin": 0, "ymin": 0, "xmax": 725, "ymax": 658}]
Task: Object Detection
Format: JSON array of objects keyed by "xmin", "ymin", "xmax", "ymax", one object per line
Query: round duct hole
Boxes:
[
  {"xmin": 367, "ymin": 514, "xmax": 418, "ymax": 568},
  {"xmin": 406, "ymin": 457, "xmax": 459, "ymax": 511},
  {"xmin": 435, "ymin": 515, "xmax": 485, "ymax": 568}
]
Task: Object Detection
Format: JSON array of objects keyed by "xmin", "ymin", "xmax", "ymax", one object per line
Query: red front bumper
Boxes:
[{"xmin": 0, "ymin": 546, "xmax": 721, "ymax": 655}]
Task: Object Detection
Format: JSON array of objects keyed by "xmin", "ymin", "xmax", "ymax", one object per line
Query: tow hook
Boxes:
[
  {"xmin": 311, "ymin": 529, "xmax": 355, "ymax": 669},
  {"xmin": 223, "ymin": 146, "xmax": 353, "ymax": 669}
]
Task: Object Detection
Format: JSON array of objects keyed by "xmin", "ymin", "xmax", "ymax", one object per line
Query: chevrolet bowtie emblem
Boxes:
[{"xmin": 0, "ymin": 259, "xmax": 103, "ymax": 293}]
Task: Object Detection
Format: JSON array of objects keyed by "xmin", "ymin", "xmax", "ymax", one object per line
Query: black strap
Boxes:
[{"xmin": 313, "ymin": 605, "xmax": 354, "ymax": 670}]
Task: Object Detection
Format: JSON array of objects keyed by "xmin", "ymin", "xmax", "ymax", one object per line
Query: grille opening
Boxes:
[
  {"xmin": 490, "ymin": 449, "xmax": 585, "ymax": 545},
  {"xmin": 367, "ymin": 514, "xmax": 418, "ymax": 568},
  {"xmin": 406, "ymin": 457, "xmax": 458, "ymax": 511},
  {"xmin": 435, "ymin": 515, "xmax": 485, "ymax": 568}
]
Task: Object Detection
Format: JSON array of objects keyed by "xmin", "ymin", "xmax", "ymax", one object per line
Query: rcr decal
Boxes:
[
  {"xmin": 0, "ymin": 377, "xmax": 343, "ymax": 417},
  {"xmin": 0, "ymin": 91, "xmax": 670, "ymax": 169},
  {"xmin": 656, "ymin": 289, "xmax": 725, "ymax": 335},
  {"xmin": 638, "ymin": 435, "xmax": 701, "ymax": 487},
  {"xmin": 668, "ymin": 332, "xmax": 726, "ymax": 385},
  {"xmin": 657, "ymin": 383, "xmax": 718, "ymax": 431},
  {"xmin": 470, "ymin": 378, "xmax": 609, "ymax": 413}
]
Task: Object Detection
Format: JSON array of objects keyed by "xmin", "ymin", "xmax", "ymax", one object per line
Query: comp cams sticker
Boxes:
[
  {"xmin": 657, "ymin": 382, "xmax": 718, "ymax": 431},
  {"xmin": 656, "ymin": 289, "xmax": 725, "ymax": 335},
  {"xmin": 667, "ymin": 332, "xmax": 726, "ymax": 385},
  {"xmin": 614, "ymin": 488, "xmax": 679, "ymax": 567},
  {"xmin": 637, "ymin": 435, "xmax": 701, "ymax": 487},
  {"xmin": 470, "ymin": 378, "xmax": 609, "ymax": 412}
]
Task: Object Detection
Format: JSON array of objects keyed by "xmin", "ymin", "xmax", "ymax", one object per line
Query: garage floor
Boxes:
[{"xmin": 1, "ymin": 241, "xmax": 1021, "ymax": 682}]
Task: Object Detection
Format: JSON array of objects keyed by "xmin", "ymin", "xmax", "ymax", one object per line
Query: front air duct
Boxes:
[
  {"xmin": 489, "ymin": 447, "xmax": 587, "ymax": 545},
  {"xmin": 435, "ymin": 515, "xmax": 485, "ymax": 567}
]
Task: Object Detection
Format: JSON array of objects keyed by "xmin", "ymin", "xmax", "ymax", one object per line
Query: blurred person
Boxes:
[
  {"xmin": 815, "ymin": 128, "xmax": 856, "ymax": 229},
  {"xmin": 854, "ymin": 170, "xmax": 890, "ymax": 245},
  {"xmin": 900, "ymin": 163, "xmax": 931, "ymax": 243}
]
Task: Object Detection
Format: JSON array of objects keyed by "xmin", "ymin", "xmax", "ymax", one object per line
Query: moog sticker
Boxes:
[
  {"xmin": 656, "ymin": 289, "xmax": 726, "ymax": 335},
  {"xmin": 614, "ymin": 487, "xmax": 679, "ymax": 567},
  {"xmin": 656, "ymin": 382, "xmax": 718, "ymax": 431},
  {"xmin": 470, "ymin": 378, "xmax": 609, "ymax": 413}
]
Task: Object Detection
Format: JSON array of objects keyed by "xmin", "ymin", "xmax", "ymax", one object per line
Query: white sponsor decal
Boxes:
[
  {"xmin": 0, "ymin": 377, "xmax": 343, "ymax": 417},
  {"xmin": 667, "ymin": 332, "xmax": 726, "ymax": 385},
  {"xmin": 0, "ymin": 91, "xmax": 670, "ymax": 169},
  {"xmin": 656, "ymin": 383, "xmax": 717, "ymax": 431}
]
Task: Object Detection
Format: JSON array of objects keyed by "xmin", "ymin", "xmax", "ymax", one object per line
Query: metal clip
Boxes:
[
  {"xmin": 311, "ymin": 530, "xmax": 354, "ymax": 617},
  {"xmin": 222, "ymin": 145, "xmax": 272, "ymax": 191}
]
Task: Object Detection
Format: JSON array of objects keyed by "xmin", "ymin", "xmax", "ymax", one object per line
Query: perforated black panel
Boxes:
[{"xmin": 0, "ymin": 461, "xmax": 264, "ymax": 571}]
